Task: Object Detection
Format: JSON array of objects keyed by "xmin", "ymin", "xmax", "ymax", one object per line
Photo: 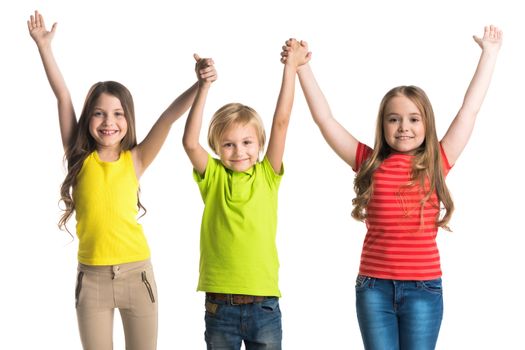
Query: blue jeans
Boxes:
[
  {"xmin": 355, "ymin": 275, "xmax": 443, "ymax": 350},
  {"xmin": 204, "ymin": 295, "xmax": 282, "ymax": 350}
]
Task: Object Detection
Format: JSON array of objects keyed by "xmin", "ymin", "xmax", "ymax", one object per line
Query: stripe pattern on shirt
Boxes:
[{"xmin": 354, "ymin": 143, "xmax": 451, "ymax": 280}]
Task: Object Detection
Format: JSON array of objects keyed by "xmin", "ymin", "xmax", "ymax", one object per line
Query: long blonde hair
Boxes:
[
  {"xmin": 58, "ymin": 81, "xmax": 144, "ymax": 232},
  {"xmin": 352, "ymin": 86, "xmax": 454, "ymax": 229}
]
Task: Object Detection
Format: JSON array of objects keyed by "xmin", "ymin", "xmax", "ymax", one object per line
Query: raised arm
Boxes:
[
  {"xmin": 284, "ymin": 41, "xmax": 360, "ymax": 169},
  {"xmin": 28, "ymin": 11, "xmax": 76, "ymax": 151},
  {"xmin": 132, "ymin": 81, "xmax": 199, "ymax": 178},
  {"xmin": 441, "ymin": 25, "xmax": 502, "ymax": 165},
  {"xmin": 182, "ymin": 54, "xmax": 217, "ymax": 176},
  {"xmin": 265, "ymin": 39, "xmax": 307, "ymax": 173}
]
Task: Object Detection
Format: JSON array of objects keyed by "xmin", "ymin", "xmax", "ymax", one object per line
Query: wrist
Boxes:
[
  {"xmin": 198, "ymin": 81, "xmax": 211, "ymax": 89},
  {"xmin": 36, "ymin": 42, "xmax": 52, "ymax": 53},
  {"xmin": 296, "ymin": 62, "xmax": 310, "ymax": 74}
]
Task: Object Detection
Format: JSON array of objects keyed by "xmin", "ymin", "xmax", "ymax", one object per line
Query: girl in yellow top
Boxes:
[
  {"xmin": 28, "ymin": 11, "xmax": 198, "ymax": 350},
  {"xmin": 183, "ymin": 41, "xmax": 309, "ymax": 349}
]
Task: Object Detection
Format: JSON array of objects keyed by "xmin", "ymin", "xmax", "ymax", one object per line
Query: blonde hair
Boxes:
[
  {"xmin": 59, "ymin": 81, "xmax": 145, "ymax": 232},
  {"xmin": 352, "ymin": 86, "xmax": 454, "ymax": 230},
  {"xmin": 207, "ymin": 103, "xmax": 266, "ymax": 156}
]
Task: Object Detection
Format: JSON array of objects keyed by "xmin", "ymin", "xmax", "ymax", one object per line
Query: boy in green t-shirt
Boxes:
[{"xmin": 182, "ymin": 40, "xmax": 310, "ymax": 349}]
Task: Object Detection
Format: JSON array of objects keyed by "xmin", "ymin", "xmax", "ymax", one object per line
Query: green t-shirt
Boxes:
[{"xmin": 193, "ymin": 155, "xmax": 283, "ymax": 297}]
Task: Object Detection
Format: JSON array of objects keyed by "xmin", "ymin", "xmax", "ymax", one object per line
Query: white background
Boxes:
[{"xmin": 2, "ymin": 0, "xmax": 524, "ymax": 349}]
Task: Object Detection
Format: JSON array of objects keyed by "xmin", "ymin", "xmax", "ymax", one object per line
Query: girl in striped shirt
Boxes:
[{"xmin": 282, "ymin": 26, "xmax": 502, "ymax": 350}]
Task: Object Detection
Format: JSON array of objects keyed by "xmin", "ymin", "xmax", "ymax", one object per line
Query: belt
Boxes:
[{"xmin": 206, "ymin": 293, "xmax": 267, "ymax": 305}]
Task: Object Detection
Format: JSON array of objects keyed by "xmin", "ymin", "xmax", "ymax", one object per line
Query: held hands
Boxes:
[
  {"xmin": 193, "ymin": 54, "xmax": 217, "ymax": 87},
  {"xmin": 280, "ymin": 38, "xmax": 311, "ymax": 69},
  {"xmin": 473, "ymin": 25, "xmax": 503, "ymax": 52},
  {"xmin": 27, "ymin": 10, "xmax": 56, "ymax": 48}
]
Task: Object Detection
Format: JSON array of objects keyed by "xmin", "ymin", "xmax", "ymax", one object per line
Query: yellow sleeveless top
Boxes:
[{"xmin": 73, "ymin": 150, "xmax": 150, "ymax": 265}]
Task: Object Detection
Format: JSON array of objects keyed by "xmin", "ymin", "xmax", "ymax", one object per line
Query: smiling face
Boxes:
[
  {"xmin": 88, "ymin": 93, "xmax": 128, "ymax": 152},
  {"xmin": 218, "ymin": 122, "xmax": 261, "ymax": 172},
  {"xmin": 382, "ymin": 95, "xmax": 426, "ymax": 155}
]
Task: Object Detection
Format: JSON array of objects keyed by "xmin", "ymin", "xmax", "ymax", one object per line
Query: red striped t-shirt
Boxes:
[{"xmin": 354, "ymin": 142, "xmax": 452, "ymax": 280}]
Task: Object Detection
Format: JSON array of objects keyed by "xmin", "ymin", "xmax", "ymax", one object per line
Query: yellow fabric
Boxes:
[{"xmin": 74, "ymin": 151, "xmax": 150, "ymax": 265}]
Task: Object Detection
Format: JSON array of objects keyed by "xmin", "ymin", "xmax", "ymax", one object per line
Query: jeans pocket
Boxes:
[
  {"xmin": 259, "ymin": 297, "xmax": 280, "ymax": 313},
  {"xmin": 75, "ymin": 271, "xmax": 84, "ymax": 308},
  {"xmin": 205, "ymin": 300, "xmax": 220, "ymax": 316},
  {"xmin": 420, "ymin": 278, "xmax": 443, "ymax": 295},
  {"xmin": 355, "ymin": 275, "xmax": 372, "ymax": 290},
  {"xmin": 141, "ymin": 271, "xmax": 156, "ymax": 303}
]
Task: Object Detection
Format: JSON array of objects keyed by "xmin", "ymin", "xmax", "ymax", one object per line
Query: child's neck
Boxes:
[{"xmin": 96, "ymin": 146, "xmax": 122, "ymax": 162}]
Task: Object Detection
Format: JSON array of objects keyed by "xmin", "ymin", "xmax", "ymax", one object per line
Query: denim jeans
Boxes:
[
  {"xmin": 204, "ymin": 295, "xmax": 282, "ymax": 350},
  {"xmin": 355, "ymin": 275, "xmax": 443, "ymax": 350}
]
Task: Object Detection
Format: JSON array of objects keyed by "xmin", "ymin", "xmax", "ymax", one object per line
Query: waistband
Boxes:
[
  {"xmin": 206, "ymin": 293, "xmax": 272, "ymax": 305},
  {"xmin": 77, "ymin": 259, "xmax": 152, "ymax": 276}
]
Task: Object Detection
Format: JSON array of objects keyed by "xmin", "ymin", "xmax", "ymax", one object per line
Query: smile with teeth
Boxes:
[
  {"xmin": 99, "ymin": 129, "xmax": 119, "ymax": 135},
  {"xmin": 396, "ymin": 136, "xmax": 413, "ymax": 140}
]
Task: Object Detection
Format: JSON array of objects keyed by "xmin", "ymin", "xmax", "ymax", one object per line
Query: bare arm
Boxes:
[
  {"xmin": 132, "ymin": 81, "xmax": 199, "ymax": 178},
  {"xmin": 265, "ymin": 39, "xmax": 309, "ymax": 173},
  {"xmin": 28, "ymin": 11, "xmax": 76, "ymax": 151},
  {"xmin": 293, "ymin": 51, "xmax": 359, "ymax": 169},
  {"xmin": 182, "ymin": 55, "xmax": 217, "ymax": 176},
  {"xmin": 441, "ymin": 25, "xmax": 502, "ymax": 165}
]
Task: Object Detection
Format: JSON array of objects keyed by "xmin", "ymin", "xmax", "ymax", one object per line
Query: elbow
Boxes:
[
  {"xmin": 182, "ymin": 137, "xmax": 198, "ymax": 153},
  {"xmin": 274, "ymin": 116, "xmax": 290, "ymax": 131}
]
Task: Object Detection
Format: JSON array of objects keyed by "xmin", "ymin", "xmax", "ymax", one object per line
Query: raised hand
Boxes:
[
  {"xmin": 280, "ymin": 38, "xmax": 311, "ymax": 68},
  {"xmin": 473, "ymin": 25, "xmax": 503, "ymax": 52},
  {"xmin": 27, "ymin": 10, "xmax": 57, "ymax": 48},
  {"xmin": 193, "ymin": 54, "xmax": 217, "ymax": 86}
]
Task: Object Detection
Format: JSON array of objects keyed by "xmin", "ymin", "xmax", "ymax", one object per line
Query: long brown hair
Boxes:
[
  {"xmin": 58, "ymin": 81, "xmax": 144, "ymax": 232},
  {"xmin": 352, "ymin": 86, "xmax": 454, "ymax": 230}
]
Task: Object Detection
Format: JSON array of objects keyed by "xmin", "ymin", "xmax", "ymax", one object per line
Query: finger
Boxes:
[
  {"xmin": 201, "ymin": 71, "xmax": 217, "ymax": 80},
  {"xmin": 193, "ymin": 53, "xmax": 201, "ymax": 62},
  {"xmin": 484, "ymin": 26, "xmax": 490, "ymax": 37},
  {"xmin": 37, "ymin": 12, "xmax": 44, "ymax": 28},
  {"xmin": 472, "ymin": 35, "xmax": 482, "ymax": 46},
  {"xmin": 300, "ymin": 40, "xmax": 309, "ymax": 50},
  {"xmin": 50, "ymin": 22, "xmax": 57, "ymax": 34},
  {"xmin": 199, "ymin": 66, "xmax": 213, "ymax": 74},
  {"xmin": 33, "ymin": 11, "xmax": 39, "ymax": 27}
]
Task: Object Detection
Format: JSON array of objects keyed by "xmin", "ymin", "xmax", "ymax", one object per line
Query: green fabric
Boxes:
[{"xmin": 193, "ymin": 155, "xmax": 283, "ymax": 296}]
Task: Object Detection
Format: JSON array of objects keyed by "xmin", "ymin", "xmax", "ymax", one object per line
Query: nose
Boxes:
[
  {"xmin": 398, "ymin": 120, "xmax": 408, "ymax": 132},
  {"xmin": 232, "ymin": 146, "xmax": 241, "ymax": 156},
  {"xmin": 102, "ymin": 115, "xmax": 115, "ymax": 126}
]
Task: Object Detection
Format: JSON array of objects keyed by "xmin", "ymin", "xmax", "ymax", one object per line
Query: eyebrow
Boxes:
[
  {"xmin": 93, "ymin": 107, "xmax": 124, "ymax": 112},
  {"xmin": 385, "ymin": 112, "xmax": 421, "ymax": 117}
]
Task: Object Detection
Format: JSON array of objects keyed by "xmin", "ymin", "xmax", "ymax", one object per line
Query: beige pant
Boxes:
[{"xmin": 75, "ymin": 259, "xmax": 158, "ymax": 350}]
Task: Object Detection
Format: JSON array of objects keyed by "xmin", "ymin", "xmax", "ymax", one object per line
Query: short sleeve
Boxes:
[
  {"xmin": 352, "ymin": 142, "xmax": 373, "ymax": 172},
  {"xmin": 261, "ymin": 156, "xmax": 283, "ymax": 190},
  {"xmin": 439, "ymin": 143, "xmax": 452, "ymax": 176},
  {"xmin": 192, "ymin": 154, "xmax": 217, "ymax": 200}
]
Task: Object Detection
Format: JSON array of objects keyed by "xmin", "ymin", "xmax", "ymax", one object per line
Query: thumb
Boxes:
[
  {"xmin": 472, "ymin": 35, "xmax": 482, "ymax": 47},
  {"xmin": 50, "ymin": 22, "xmax": 57, "ymax": 33},
  {"xmin": 193, "ymin": 53, "xmax": 201, "ymax": 62}
]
